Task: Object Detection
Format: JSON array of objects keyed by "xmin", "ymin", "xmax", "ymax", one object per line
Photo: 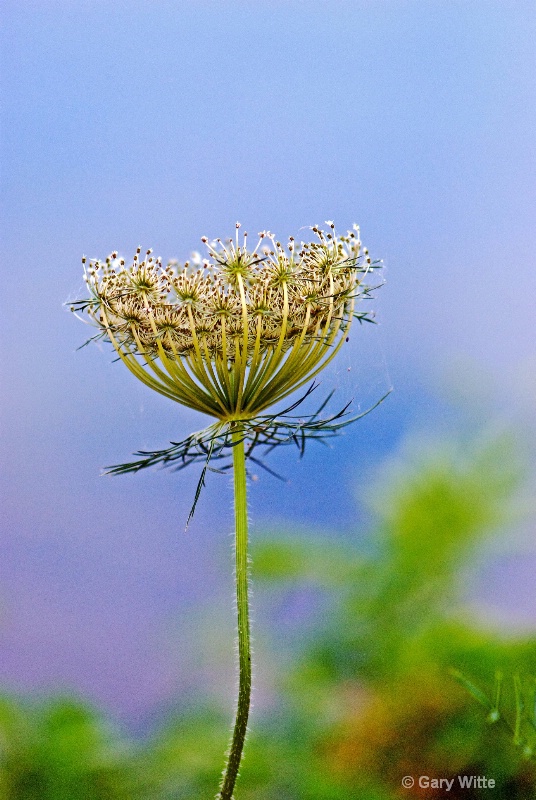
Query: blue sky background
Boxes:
[{"xmin": 1, "ymin": 0, "xmax": 535, "ymax": 728}]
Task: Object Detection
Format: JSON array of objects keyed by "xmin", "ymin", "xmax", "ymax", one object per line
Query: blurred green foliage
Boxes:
[
  {"xmin": 0, "ymin": 697, "xmax": 134, "ymax": 799},
  {"xmin": 2, "ymin": 431, "xmax": 535, "ymax": 798}
]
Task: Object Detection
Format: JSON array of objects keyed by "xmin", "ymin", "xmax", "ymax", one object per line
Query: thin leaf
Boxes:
[{"xmin": 450, "ymin": 669, "xmax": 493, "ymax": 710}]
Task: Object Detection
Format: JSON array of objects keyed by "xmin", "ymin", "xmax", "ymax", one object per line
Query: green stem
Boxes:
[{"xmin": 218, "ymin": 429, "xmax": 252, "ymax": 800}]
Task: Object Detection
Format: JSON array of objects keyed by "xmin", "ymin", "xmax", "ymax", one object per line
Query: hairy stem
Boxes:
[{"xmin": 218, "ymin": 429, "xmax": 252, "ymax": 800}]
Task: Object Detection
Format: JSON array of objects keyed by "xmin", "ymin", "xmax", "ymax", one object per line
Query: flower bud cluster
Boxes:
[
  {"xmin": 74, "ymin": 223, "xmax": 379, "ymax": 419},
  {"xmin": 79, "ymin": 223, "xmax": 370, "ymax": 361}
]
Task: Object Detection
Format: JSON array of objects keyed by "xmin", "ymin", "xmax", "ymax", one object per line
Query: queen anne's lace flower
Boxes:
[
  {"xmin": 73, "ymin": 221, "xmax": 385, "ymax": 800},
  {"xmin": 73, "ymin": 222, "xmax": 378, "ymax": 422}
]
